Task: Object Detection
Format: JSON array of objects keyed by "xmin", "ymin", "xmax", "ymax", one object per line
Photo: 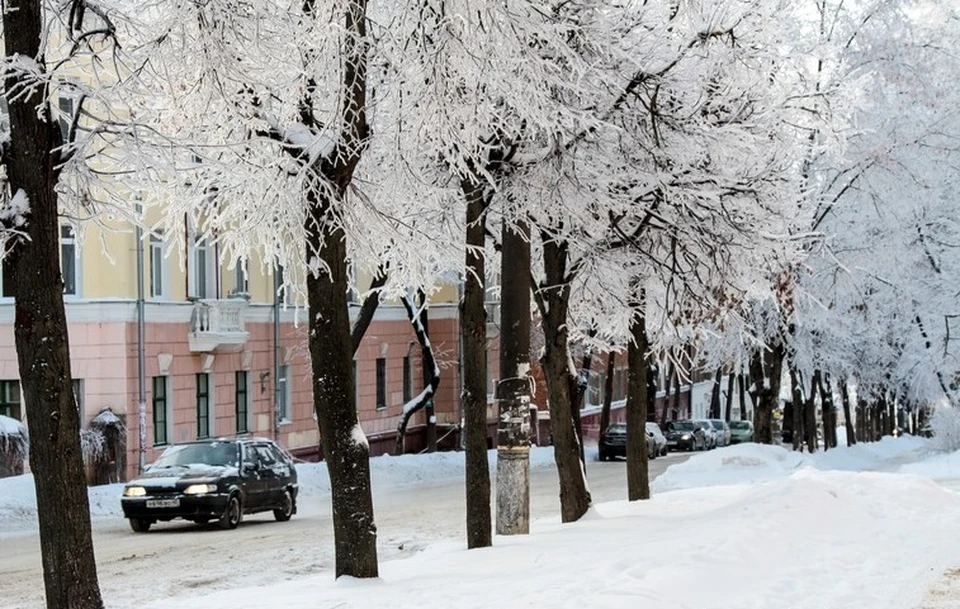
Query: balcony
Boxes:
[{"xmin": 188, "ymin": 299, "xmax": 250, "ymax": 353}]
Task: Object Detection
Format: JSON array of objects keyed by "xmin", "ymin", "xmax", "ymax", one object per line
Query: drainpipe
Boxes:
[
  {"xmin": 135, "ymin": 210, "xmax": 147, "ymax": 474},
  {"xmin": 273, "ymin": 263, "xmax": 281, "ymax": 443}
]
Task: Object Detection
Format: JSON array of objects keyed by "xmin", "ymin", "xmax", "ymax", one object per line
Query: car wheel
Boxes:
[
  {"xmin": 129, "ymin": 518, "xmax": 152, "ymax": 533},
  {"xmin": 599, "ymin": 451, "xmax": 607, "ymax": 462},
  {"xmin": 218, "ymin": 494, "xmax": 242, "ymax": 530},
  {"xmin": 661, "ymin": 446, "xmax": 668, "ymax": 456},
  {"xmin": 274, "ymin": 489, "xmax": 294, "ymax": 522}
]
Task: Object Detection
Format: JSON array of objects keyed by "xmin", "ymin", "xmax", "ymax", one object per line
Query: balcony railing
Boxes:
[{"xmin": 188, "ymin": 299, "xmax": 250, "ymax": 352}]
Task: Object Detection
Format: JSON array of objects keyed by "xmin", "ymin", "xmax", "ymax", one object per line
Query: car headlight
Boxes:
[
  {"xmin": 123, "ymin": 486, "xmax": 146, "ymax": 497},
  {"xmin": 681, "ymin": 434, "xmax": 691, "ymax": 440},
  {"xmin": 184, "ymin": 484, "xmax": 218, "ymax": 495}
]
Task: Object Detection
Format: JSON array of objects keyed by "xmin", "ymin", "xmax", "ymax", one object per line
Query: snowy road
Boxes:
[{"xmin": 0, "ymin": 451, "xmax": 689, "ymax": 609}]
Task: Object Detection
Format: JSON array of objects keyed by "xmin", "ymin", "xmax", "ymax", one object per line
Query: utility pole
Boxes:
[{"xmin": 495, "ymin": 216, "xmax": 531, "ymax": 535}]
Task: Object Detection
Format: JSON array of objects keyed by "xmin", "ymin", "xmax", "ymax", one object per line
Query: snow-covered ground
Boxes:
[{"xmin": 3, "ymin": 439, "xmax": 960, "ymax": 609}]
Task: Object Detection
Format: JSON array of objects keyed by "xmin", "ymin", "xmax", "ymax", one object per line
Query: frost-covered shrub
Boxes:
[
  {"xmin": 0, "ymin": 414, "xmax": 28, "ymax": 477},
  {"xmin": 929, "ymin": 406, "xmax": 960, "ymax": 453},
  {"xmin": 84, "ymin": 408, "xmax": 127, "ymax": 485},
  {"xmin": 80, "ymin": 428, "xmax": 107, "ymax": 462}
]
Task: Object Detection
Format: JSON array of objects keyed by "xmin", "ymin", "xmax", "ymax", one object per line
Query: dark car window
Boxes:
[
  {"xmin": 606, "ymin": 424, "xmax": 627, "ymax": 435},
  {"xmin": 666, "ymin": 421, "xmax": 695, "ymax": 431},
  {"xmin": 152, "ymin": 441, "xmax": 239, "ymax": 468},
  {"xmin": 267, "ymin": 444, "xmax": 290, "ymax": 465},
  {"xmin": 730, "ymin": 421, "xmax": 751, "ymax": 430},
  {"xmin": 711, "ymin": 421, "xmax": 725, "ymax": 430},
  {"xmin": 256, "ymin": 445, "xmax": 278, "ymax": 466}
]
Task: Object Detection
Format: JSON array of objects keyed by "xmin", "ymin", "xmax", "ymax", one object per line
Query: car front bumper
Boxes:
[
  {"xmin": 667, "ymin": 437, "xmax": 696, "ymax": 450},
  {"xmin": 121, "ymin": 493, "xmax": 231, "ymax": 521}
]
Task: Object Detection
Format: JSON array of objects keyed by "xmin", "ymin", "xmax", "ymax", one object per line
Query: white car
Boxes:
[
  {"xmin": 708, "ymin": 419, "xmax": 732, "ymax": 447},
  {"xmin": 645, "ymin": 422, "xmax": 669, "ymax": 456},
  {"xmin": 694, "ymin": 420, "xmax": 717, "ymax": 449}
]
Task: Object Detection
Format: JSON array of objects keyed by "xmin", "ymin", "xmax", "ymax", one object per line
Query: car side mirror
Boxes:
[{"xmin": 243, "ymin": 461, "xmax": 259, "ymax": 473}]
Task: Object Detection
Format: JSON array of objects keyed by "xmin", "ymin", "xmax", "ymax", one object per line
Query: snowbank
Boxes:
[{"xmin": 142, "ymin": 467, "xmax": 960, "ymax": 609}]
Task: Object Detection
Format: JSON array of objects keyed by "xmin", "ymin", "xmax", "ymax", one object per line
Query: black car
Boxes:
[
  {"xmin": 598, "ymin": 423, "xmax": 656, "ymax": 461},
  {"xmin": 121, "ymin": 438, "xmax": 298, "ymax": 532},
  {"xmin": 663, "ymin": 420, "xmax": 706, "ymax": 451}
]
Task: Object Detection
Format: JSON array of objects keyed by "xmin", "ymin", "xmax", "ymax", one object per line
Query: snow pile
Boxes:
[
  {"xmin": 653, "ymin": 435, "xmax": 930, "ymax": 492},
  {"xmin": 143, "ymin": 467, "xmax": 960, "ymax": 609}
]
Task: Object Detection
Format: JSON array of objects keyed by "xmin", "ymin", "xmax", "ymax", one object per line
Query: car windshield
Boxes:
[
  {"xmin": 667, "ymin": 421, "xmax": 695, "ymax": 431},
  {"xmin": 711, "ymin": 421, "xmax": 725, "ymax": 430},
  {"xmin": 695, "ymin": 421, "xmax": 710, "ymax": 429},
  {"xmin": 645, "ymin": 423, "xmax": 660, "ymax": 433},
  {"xmin": 730, "ymin": 421, "xmax": 751, "ymax": 430},
  {"xmin": 151, "ymin": 442, "xmax": 240, "ymax": 469},
  {"xmin": 606, "ymin": 424, "xmax": 627, "ymax": 435}
]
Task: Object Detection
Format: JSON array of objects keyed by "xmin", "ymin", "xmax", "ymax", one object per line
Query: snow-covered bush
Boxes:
[
  {"xmin": 0, "ymin": 414, "xmax": 28, "ymax": 477},
  {"xmin": 929, "ymin": 406, "xmax": 960, "ymax": 453}
]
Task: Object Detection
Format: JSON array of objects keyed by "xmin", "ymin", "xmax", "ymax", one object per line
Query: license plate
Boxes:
[{"xmin": 146, "ymin": 498, "xmax": 180, "ymax": 509}]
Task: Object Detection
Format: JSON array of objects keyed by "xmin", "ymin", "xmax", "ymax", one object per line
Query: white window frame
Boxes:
[
  {"xmin": 188, "ymin": 233, "xmax": 216, "ymax": 300},
  {"xmin": 61, "ymin": 224, "xmax": 81, "ymax": 298},
  {"xmin": 149, "ymin": 231, "xmax": 168, "ymax": 299}
]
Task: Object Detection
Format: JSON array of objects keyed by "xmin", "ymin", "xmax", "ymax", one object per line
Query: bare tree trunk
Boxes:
[
  {"xmin": 350, "ymin": 266, "xmax": 388, "ymax": 355},
  {"xmin": 418, "ymin": 290, "xmax": 437, "ymax": 452},
  {"xmin": 599, "ymin": 352, "xmax": 615, "ymax": 440},
  {"xmin": 749, "ymin": 342, "xmax": 784, "ymax": 445},
  {"xmin": 817, "ymin": 372, "xmax": 836, "ymax": 449},
  {"xmin": 460, "ymin": 175, "xmax": 491, "ymax": 549},
  {"xmin": 672, "ymin": 361, "xmax": 683, "ymax": 421},
  {"xmin": 569, "ymin": 344, "xmax": 595, "ymax": 466},
  {"xmin": 661, "ymin": 359, "xmax": 676, "ymax": 424},
  {"xmin": 724, "ymin": 370, "xmax": 736, "ymax": 422},
  {"xmin": 805, "ymin": 371, "xmax": 820, "ymax": 453},
  {"xmin": 789, "ymin": 367, "xmax": 803, "ymax": 451},
  {"xmin": 394, "ymin": 296, "xmax": 440, "ymax": 455},
  {"xmin": 2, "ymin": 4, "xmax": 105, "ymax": 605},
  {"xmin": 495, "ymin": 217, "xmax": 531, "ymax": 536},
  {"xmin": 709, "ymin": 367, "xmax": 723, "ymax": 419},
  {"xmin": 626, "ymin": 310, "xmax": 650, "ymax": 501},
  {"xmin": 537, "ymin": 234, "xmax": 591, "ymax": 522},
  {"xmin": 738, "ymin": 374, "xmax": 748, "ymax": 421}
]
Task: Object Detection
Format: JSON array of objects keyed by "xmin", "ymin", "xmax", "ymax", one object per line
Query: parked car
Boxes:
[
  {"xmin": 646, "ymin": 422, "xmax": 669, "ymax": 456},
  {"xmin": 663, "ymin": 420, "xmax": 707, "ymax": 451},
  {"xmin": 729, "ymin": 420, "xmax": 754, "ymax": 444},
  {"xmin": 599, "ymin": 424, "xmax": 657, "ymax": 461},
  {"xmin": 694, "ymin": 420, "xmax": 717, "ymax": 449},
  {"xmin": 709, "ymin": 419, "xmax": 732, "ymax": 447},
  {"xmin": 121, "ymin": 438, "xmax": 298, "ymax": 533}
]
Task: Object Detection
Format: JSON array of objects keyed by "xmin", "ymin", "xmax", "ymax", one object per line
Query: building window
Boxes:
[
  {"xmin": 0, "ymin": 381, "xmax": 21, "ymax": 420},
  {"xmin": 153, "ymin": 376, "xmax": 169, "ymax": 446},
  {"xmin": 58, "ymin": 95, "xmax": 75, "ymax": 141},
  {"xmin": 149, "ymin": 231, "xmax": 165, "ymax": 298},
  {"xmin": 235, "ymin": 371, "xmax": 249, "ymax": 434},
  {"xmin": 196, "ymin": 373, "xmax": 210, "ymax": 439},
  {"xmin": 402, "ymin": 356, "xmax": 413, "ymax": 404},
  {"xmin": 61, "ymin": 225, "xmax": 78, "ymax": 296},
  {"xmin": 189, "ymin": 234, "xmax": 215, "ymax": 300},
  {"xmin": 232, "ymin": 259, "xmax": 248, "ymax": 296},
  {"xmin": 376, "ymin": 358, "xmax": 387, "ymax": 410},
  {"xmin": 277, "ymin": 365, "xmax": 289, "ymax": 421}
]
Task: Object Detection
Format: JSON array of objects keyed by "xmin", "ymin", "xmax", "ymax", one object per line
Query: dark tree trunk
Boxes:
[
  {"xmin": 495, "ymin": 217, "xmax": 531, "ymax": 535},
  {"xmin": 537, "ymin": 234, "xmax": 591, "ymax": 522},
  {"xmin": 724, "ymin": 370, "xmax": 736, "ymax": 422},
  {"xmin": 626, "ymin": 310, "xmax": 650, "ymax": 501},
  {"xmin": 672, "ymin": 361, "xmax": 683, "ymax": 420},
  {"xmin": 749, "ymin": 342, "xmax": 784, "ymax": 445},
  {"xmin": 805, "ymin": 371, "xmax": 820, "ymax": 453},
  {"xmin": 708, "ymin": 367, "xmax": 723, "ymax": 419},
  {"xmin": 646, "ymin": 358, "xmax": 658, "ymax": 423},
  {"xmin": 418, "ymin": 290, "xmax": 437, "ymax": 452},
  {"xmin": 789, "ymin": 367, "xmax": 803, "ymax": 451},
  {"xmin": 817, "ymin": 372, "xmax": 836, "ymax": 449},
  {"xmin": 568, "ymin": 343, "xmax": 595, "ymax": 466},
  {"xmin": 661, "ymin": 360, "xmax": 676, "ymax": 424},
  {"xmin": 460, "ymin": 176, "xmax": 491, "ymax": 549},
  {"xmin": 738, "ymin": 374, "xmax": 748, "ymax": 421},
  {"xmin": 350, "ymin": 265, "xmax": 388, "ymax": 355},
  {"xmin": 394, "ymin": 296, "xmax": 441, "ymax": 455},
  {"xmin": 599, "ymin": 352, "xmax": 616, "ymax": 440},
  {"xmin": 305, "ymin": 208, "xmax": 377, "ymax": 579},
  {"xmin": 3, "ymin": 4, "xmax": 105, "ymax": 607}
]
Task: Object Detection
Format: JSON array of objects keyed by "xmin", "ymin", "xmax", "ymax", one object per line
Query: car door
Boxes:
[
  {"xmin": 240, "ymin": 443, "xmax": 267, "ymax": 510},
  {"xmin": 253, "ymin": 443, "xmax": 281, "ymax": 508}
]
